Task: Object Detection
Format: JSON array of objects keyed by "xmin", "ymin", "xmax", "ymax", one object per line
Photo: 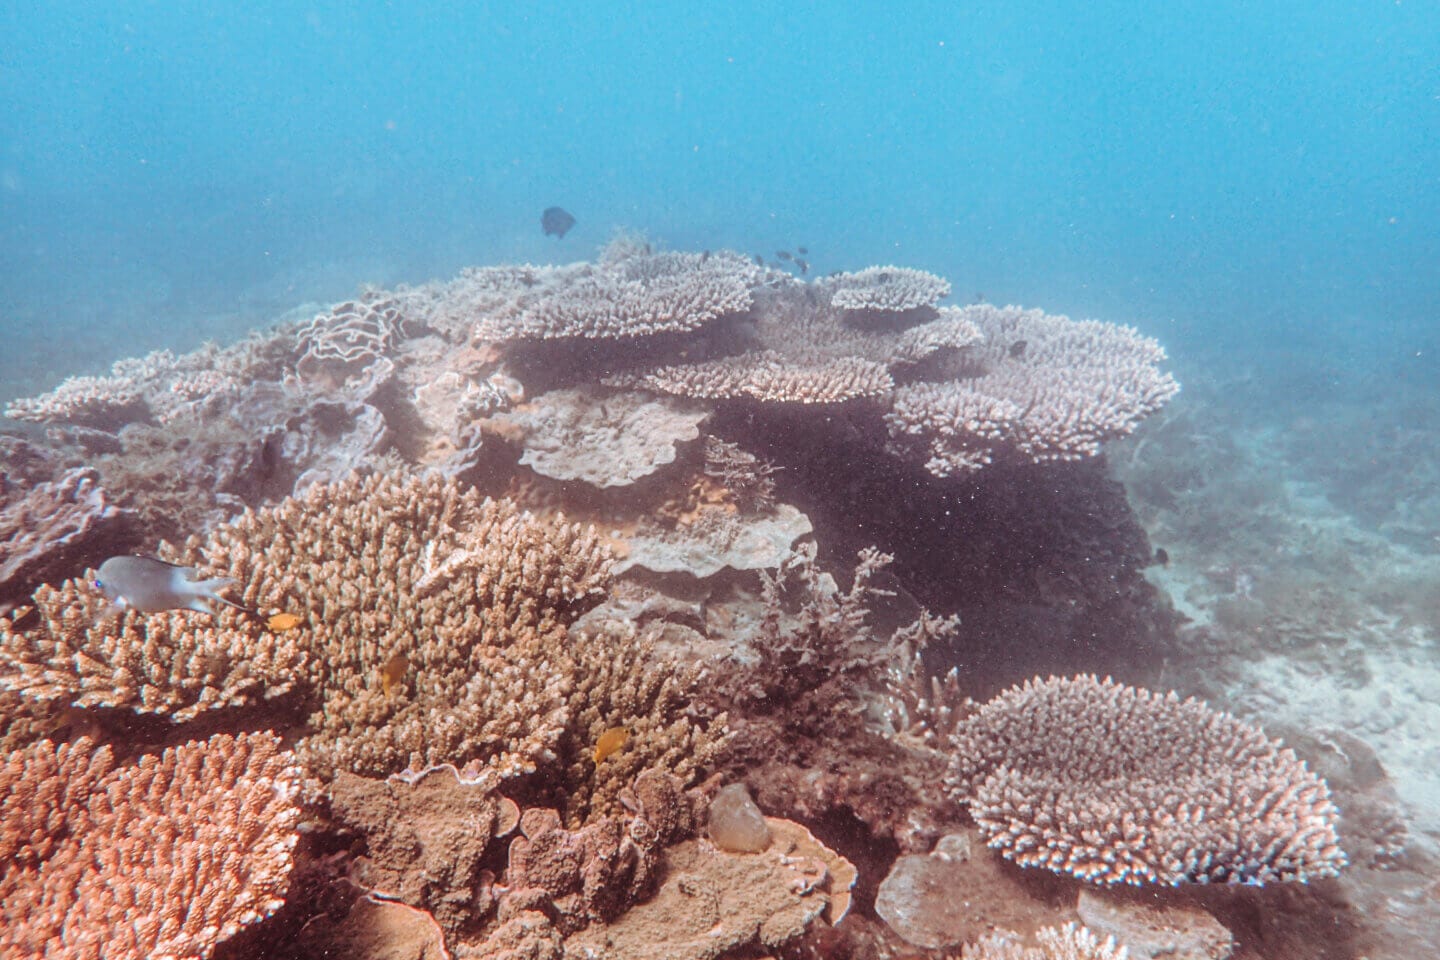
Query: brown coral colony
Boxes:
[{"xmin": 0, "ymin": 237, "xmax": 1362, "ymax": 959}]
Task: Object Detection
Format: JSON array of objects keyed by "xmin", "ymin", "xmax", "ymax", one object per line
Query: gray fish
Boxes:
[
  {"xmin": 94, "ymin": 556, "xmax": 252, "ymax": 617},
  {"xmin": 776, "ymin": 250, "xmax": 793, "ymax": 262},
  {"xmin": 796, "ymin": 246, "xmax": 808, "ymax": 255},
  {"xmin": 541, "ymin": 206, "xmax": 576, "ymax": 238}
]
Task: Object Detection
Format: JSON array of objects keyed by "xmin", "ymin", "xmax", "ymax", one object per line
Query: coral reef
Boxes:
[
  {"xmin": 887, "ymin": 304, "xmax": 1179, "ymax": 475},
  {"xmin": 961, "ymin": 923, "xmax": 1130, "ymax": 960},
  {"xmin": 623, "ymin": 281, "xmax": 983, "ymax": 405},
  {"xmin": 461, "ymin": 241, "xmax": 761, "ymax": 342},
  {"xmin": 492, "ymin": 387, "xmax": 708, "ymax": 487},
  {"xmin": 947, "ymin": 674, "xmax": 1346, "ymax": 885},
  {"xmin": 0, "ymin": 575, "xmax": 312, "ymax": 721},
  {"xmin": 0, "ymin": 466, "xmax": 132, "ymax": 610},
  {"xmin": 0, "ymin": 731, "xmax": 300, "ymax": 960},
  {"xmin": 193, "ymin": 470, "xmax": 613, "ymax": 781},
  {"xmin": 821, "ymin": 265, "xmax": 953, "ymax": 313}
]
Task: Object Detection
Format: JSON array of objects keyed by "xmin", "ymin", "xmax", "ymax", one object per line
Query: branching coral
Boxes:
[
  {"xmin": 961, "ymin": 924, "xmax": 1130, "ymax": 960},
  {"xmin": 460, "ymin": 239, "xmax": 761, "ymax": 342},
  {"xmin": 623, "ymin": 283, "xmax": 982, "ymax": 405},
  {"xmin": 947, "ymin": 674, "xmax": 1345, "ymax": 885},
  {"xmin": 0, "ymin": 731, "xmax": 301, "ymax": 960},
  {"xmin": 821, "ymin": 265, "xmax": 953, "ymax": 313},
  {"xmin": 887, "ymin": 304, "xmax": 1180, "ymax": 475},
  {"xmin": 190, "ymin": 470, "xmax": 613, "ymax": 781},
  {"xmin": 0, "ymin": 575, "xmax": 312, "ymax": 721}
]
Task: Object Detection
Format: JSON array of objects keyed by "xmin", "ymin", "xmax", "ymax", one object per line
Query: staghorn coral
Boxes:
[
  {"xmin": 0, "ymin": 731, "xmax": 301, "ymax": 960},
  {"xmin": 961, "ymin": 923, "xmax": 1130, "ymax": 960},
  {"xmin": 948, "ymin": 674, "xmax": 1345, "ymax": 886},
  {"xmin": 821, "ymin": 265, "xmax": 953, "ymax": 313},
  {"xmin": 190, "ymin": 470, "xmax": 613, "ymax": 781},
  {"xmin": 702, "ymin": 436, "xmax": 780, "ymax": 512},
  {"xmin": 712, "ymin": 546, "xmax": 963, "ymax": 852},
  {"xmin": 0, "ymin": 575, "xmax": 312, "ymax": 721},
  {"xmin": 887, "ymin": 304, "xmax": 1179, "ymax": 475}
]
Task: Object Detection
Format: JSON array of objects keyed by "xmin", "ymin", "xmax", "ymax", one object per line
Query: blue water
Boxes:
[{"xmin": 1, "ymin": 1, "xmax": 1436, "ymax": 400}]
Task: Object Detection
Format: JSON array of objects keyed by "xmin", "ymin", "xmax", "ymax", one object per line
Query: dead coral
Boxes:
[
  {"xmin": 328, "ymin": 765, "xmax": 520, "ymax": 937},
  {"xmin": 559, "ymin": 816, "xmax": 853, "ymax": 960},
  {"xmin": 494, "ymin": 387, "xmax": 709, "ymax": 488},
  {"xmin": 948, "ymin": 674, "xmax": 1346, "ymax": 886}
]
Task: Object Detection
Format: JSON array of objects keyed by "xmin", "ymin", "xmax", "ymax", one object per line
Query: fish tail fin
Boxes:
[{"xmin": 195, "ymin": 578, "xmax": 262, "ymax": 620}]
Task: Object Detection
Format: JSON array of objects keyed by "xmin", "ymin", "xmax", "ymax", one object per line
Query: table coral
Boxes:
[{"xmin": 948, "ymin": 674, "xmax": 1345, "ymax": 886}]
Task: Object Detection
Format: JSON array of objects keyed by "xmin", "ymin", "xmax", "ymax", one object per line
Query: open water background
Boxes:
[{"xmin": 1, "ymin": 1, "xmax": 1436, "ymax": 406}]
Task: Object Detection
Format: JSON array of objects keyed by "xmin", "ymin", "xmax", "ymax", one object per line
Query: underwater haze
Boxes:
[
  {"xmin": 2, "ymin": 1, "xmax": 1436, "ymax": 401},
  {"xmin": 7, "ymin": 5, "xmax": 1440, "ymax": 958}
]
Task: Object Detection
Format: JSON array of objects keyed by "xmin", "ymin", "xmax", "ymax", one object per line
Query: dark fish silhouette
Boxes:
[
  {"xmin": 796, "ymin": 246, "xmax": 808, "ymax": 255},
  {"xmin": 541, "ymin": 207, "xmax": 576, "ymax": 238},
  {"xmin": 796, "ymin": 258, "xmax": 809, "ymax": 275},
  {"xmin": 754, "ymin": 253, "xmax": 765, "ymax": 267},
  {"xmin": 1009, "ymin": 340, "xmax": 1028, "ymax": 359},
  {"xmin": 776, "ymin": 250, "xmax": 793, "ymax": 262},
  {"xmin": 1154, "ymin": 547, "xmax": 1170, "ymax": 567}
]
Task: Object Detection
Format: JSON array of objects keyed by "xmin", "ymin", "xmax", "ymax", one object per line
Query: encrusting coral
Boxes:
[
  {"xmin": 947, "ymin": 674, "xmax": 1346, "ymax": 886},
  {"xmin": 0, "ymin": 731, "xmax": 301, "ymax": 960}
]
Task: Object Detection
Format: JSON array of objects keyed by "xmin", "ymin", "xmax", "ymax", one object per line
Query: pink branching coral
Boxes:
[{"xmin": 0, "ymin": 731, "xmax": 301, "ymax": 960}]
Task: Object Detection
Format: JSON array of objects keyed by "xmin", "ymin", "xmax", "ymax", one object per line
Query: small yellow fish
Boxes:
[
  {"xmin": 592, "ymin": 726, "xmax": 630, "ymax": 764},
  {"xmin": 381, "ymin": 653, "xmax": 410, "ymax": 700},
  {"xmin": 266, "ymin": 611, "xmax": 304, "ymax": 632}
]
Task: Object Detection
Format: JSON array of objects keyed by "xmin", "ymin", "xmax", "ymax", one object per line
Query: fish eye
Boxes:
[{"xmin": 92, "ymin": 579, "xmax": 104, "ymax": 590}]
